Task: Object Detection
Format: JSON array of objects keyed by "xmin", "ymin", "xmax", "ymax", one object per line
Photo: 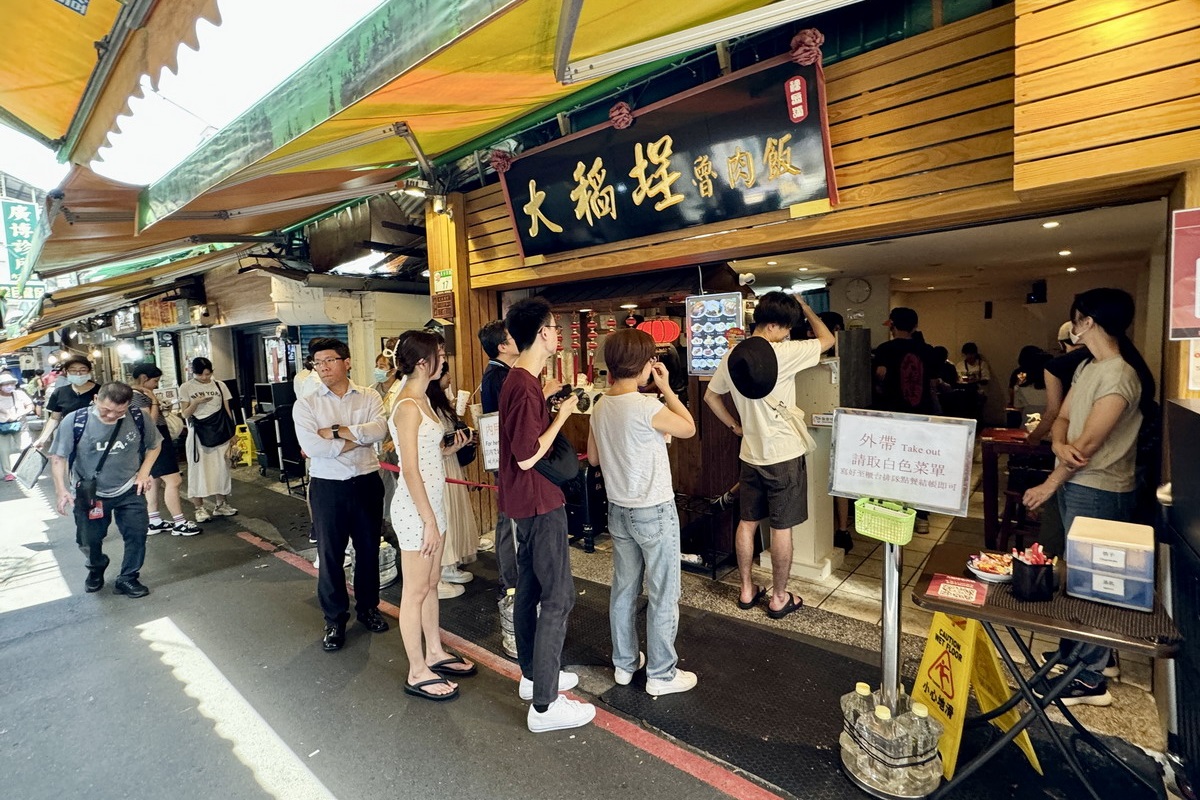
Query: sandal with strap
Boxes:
[
  {"xmin": 766, "ymin": 592, "xmax": 804, "ymax": 620},
  {"xmin": 428, "ymin": 653, "xmax": 477, "ymax": 677},
  {"xmin": 404, "ymin": 677, "xmax": 459, "ymax": 701}
]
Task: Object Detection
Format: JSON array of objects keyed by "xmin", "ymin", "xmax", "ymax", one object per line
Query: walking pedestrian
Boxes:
[
  {"xmin": 129, "ymin": 364, "xmax": 200, "ymax": 536},
  {"xmin": 1, "ymin": 372, "xmax": 34, "ymax": 480},
  {"xmin": 48, "ymin": 382, "xmax": 161, "ymax": 597},
  {"xmin": 178, "ymin": 358, "xmax": 237, "ymax": 521},
  {"xmin": 388, "ymin": 331, "xmax": 476, "ymax": 700},
  {"xmin": 588, "ymin": 328, "xmax": 698, "ymax": 696},
  {"xmin": 34, "ymin": 356, "xmax": 98, "ymax": 449},
  {"xmin": 500, "ymin": 297, "xmax": 593, "ymax": 731},
  {"xmin": 292, "ymin": 337, "xmax": 391, "ymax": 652}
]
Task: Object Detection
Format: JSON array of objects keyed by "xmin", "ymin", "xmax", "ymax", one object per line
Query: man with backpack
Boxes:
[{"xmin": 49, "ymin": 382, "xmax": 161, "ymax": 598}]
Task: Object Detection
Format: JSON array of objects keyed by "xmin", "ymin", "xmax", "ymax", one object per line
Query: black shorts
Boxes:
[
  {"xmin": 739, "ymin": 455, "xmax": 808, "ymax": 530},
  {"xmin": 149, "ymin": 424, "xmax": 179, "ymax": 478}
]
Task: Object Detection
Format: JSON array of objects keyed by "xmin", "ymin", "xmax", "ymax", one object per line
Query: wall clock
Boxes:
[{"xmin": 844, "ymin": 278, "xmax": 872, "ymax": 304}]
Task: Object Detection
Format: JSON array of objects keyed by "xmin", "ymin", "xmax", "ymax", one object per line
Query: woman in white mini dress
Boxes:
[{"xmin": 389, "ymin": 331, "xmax": 474, "ymax": 701}]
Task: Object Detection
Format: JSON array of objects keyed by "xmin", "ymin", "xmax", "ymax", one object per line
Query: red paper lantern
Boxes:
[
  {"xmin": 586, "ymin": 341, "xmax": 598, "ymax": 350},
  {"xmin": 637, "ymin": 318, "xmax": 682, "ymax": 345},
  {"xmin": 605, "ymin": 318, "xmax": 617, "ymax": 331}
]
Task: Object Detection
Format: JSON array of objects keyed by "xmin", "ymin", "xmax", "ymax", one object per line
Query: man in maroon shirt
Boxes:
[{"xmin": 499, "ymin": 297, "xmax": 595, "ymax": 733}]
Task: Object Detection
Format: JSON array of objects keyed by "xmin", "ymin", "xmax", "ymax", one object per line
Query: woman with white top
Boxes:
[
  {"xmin": 0, "ymin": 372, "xmax": 34, "ymax": 480},
  {"xmin": 588, "ymin": 328, "xmax": 698, "ymax": 696},
  {"xmin": 389, "ymin": 331, "xmax": 475, "ymax": 701},
  {"xmin": 178, "ymin": 358, "xmax": 237, "ymax": 522}
]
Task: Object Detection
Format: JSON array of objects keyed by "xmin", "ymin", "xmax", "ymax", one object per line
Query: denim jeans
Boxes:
[
  {"xmin": 74, "ymin": 486, "xmax": 148, "ymax": 580},
  {"xmin": 1055, "ymin": 481, "xmax": 1136, "ymax": 686},
  {"xmin": 608, "ymin": 500, "xmax": 682, "ymax": 682}
]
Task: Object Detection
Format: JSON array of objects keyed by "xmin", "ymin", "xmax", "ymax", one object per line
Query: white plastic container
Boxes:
[{"xmin": 1065, "ymin": 516, "xmax": 1155, "ymax": 612}]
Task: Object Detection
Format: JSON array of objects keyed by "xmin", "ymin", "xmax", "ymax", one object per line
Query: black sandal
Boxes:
[
  {"xmin": 766, "ymin": 592, "xmax": 804, "ymax": 620},
  {"xmin": 428, "ymin": 653, "xmax": 477, "ymax": 677},
  {"xmin": 737, "ymin": 585, "xmax": 766, "ymax": 610},
  {"xmin": 404, "ymin": 677, "xmax": 459, "ymax": 701}
]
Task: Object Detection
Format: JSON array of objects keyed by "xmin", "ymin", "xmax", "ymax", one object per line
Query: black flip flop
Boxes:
[
  {"xmin": 404, "ymin": 677, "xmax": 459, "ymax": 701},
  {"xmin": 428, "ymin": 653, "xmax": 477, "ymax": 677},
  {"xmin": 766, "ymin": 592, "xmax": 804, "ymax": 620},
  {"xmin": 737, "ymin": 585, "xmax": 766, "ymax": 610}
]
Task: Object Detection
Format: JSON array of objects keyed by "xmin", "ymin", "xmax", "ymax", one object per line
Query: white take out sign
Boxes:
[
  {"xmin": 478, "ymin": 411, "xmax": 501, "ymax": 472},
  {"xmin": 829, "ymin": 408, "xmax": 976, "ymax": 516}
]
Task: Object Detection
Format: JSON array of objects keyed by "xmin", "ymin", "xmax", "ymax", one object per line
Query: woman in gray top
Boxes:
[{"xmin": 1022, "ymin": 288, "xmax": 1156, "ymax": 709}]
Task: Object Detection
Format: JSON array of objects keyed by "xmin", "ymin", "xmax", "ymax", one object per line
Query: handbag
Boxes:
[
  {"xmin": 453, "ymin": 420, "xmax": 477, "ymax": 468},
  {"xmin": 766, "ymin": 394, "xmax": 818, "ymax": 455},
  {"xmin": 0, "ymin": 420, "xmax": 21, "ymax": 434},
  {"xmin": 533, "ymin": 432, "xmax": 582, "ymax": 486},
  {"xmin": 163, "ymin": 411, "xmax": 185, "ymax": 440},
  {"xmin": 192, "ymin": 408, "xmax": 235, "ymax": 448}
]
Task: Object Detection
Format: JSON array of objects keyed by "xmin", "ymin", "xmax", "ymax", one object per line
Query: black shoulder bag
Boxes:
[
  {"xmin": 533, "ymin": 432, "xmax": 582, "ymax": 486},
  {"xmin": 72, "ymin": 413, "xmax": 124, "ymax": 508}
]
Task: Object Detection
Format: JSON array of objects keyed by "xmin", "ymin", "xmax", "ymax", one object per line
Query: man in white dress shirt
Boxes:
[{"xmin": 293, "ymin": 338, "xmax": 390, "ymax": 652}]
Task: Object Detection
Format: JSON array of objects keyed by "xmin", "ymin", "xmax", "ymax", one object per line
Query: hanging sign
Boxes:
[
  {"xmin": 0, "ymin": 201, "xmax": 45, "ymax": 336},
  {"xmin": 830, "ymin": 409, "xmax": 976, "ymax": 515},
  {"xmin": 500, "ymin": 53, "xmax": 837, "ymax": 260},
  {"xmin": 432, "ymin": 268, "xmax": 454, "ymax": 294},
  {"xmin": 478, "ymin": 411, "xmax": 500, "ymax": 472},
  {"xmin": 1170, "ymin": 208, "xmax": 1200, "ymax": 340},
  {"xmin": 915, "ymin": 613, "xmax": 1042, "ymax": 779}
]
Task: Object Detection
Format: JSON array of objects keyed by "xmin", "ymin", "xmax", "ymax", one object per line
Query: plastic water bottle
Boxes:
[
  {"xmin": 839, "ymin": 682, "xmax": 874, "ymax": 727},
  {"xmin": 872, "ymin": 683, "xmax": 912, "ymax": 716},
  {"xmin": 854, "ymin": 705, "xmax": 901, "ymax": 789},
  {"xmin": 906, "ymin": 702, "xmax": 944, "ymax": 792}
]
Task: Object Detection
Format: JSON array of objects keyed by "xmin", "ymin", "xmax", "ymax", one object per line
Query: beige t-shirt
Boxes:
[
  {"xmin": 1064, "ymin": 356, "xmax": 1142, "ymax": 493},
  {"xmin": 708, "ymin": 338, "xmax": 824, "ymax": 466}
]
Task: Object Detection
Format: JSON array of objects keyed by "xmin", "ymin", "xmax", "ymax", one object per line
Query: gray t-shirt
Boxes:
[
  {"xmin": 1065, "ymin": 356, "xmax": 1141, "ymax": 494},
  {"xmin": 50, "ymin": 406, "xmax": 161, "ymax": 497},
  {"xmin": 590, "ymin": 392, "xmax": 673, "ymax": 508}
]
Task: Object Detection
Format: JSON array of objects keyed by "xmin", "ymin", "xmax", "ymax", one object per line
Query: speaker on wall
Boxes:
[{"xmin": 1026, "ymin": 280, "xmax": 1047, "ymax": 305}]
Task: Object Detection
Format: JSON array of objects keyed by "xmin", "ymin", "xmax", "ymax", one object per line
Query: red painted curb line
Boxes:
[{"xmin": 238, "ymin": 529, "xmax": 782, "ymax": 800}]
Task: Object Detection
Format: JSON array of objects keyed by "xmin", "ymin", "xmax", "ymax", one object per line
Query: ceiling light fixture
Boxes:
[
  {"xmin": 1058, "ymin": 249, "xmax": 1072, "ymax": 256},
  {"xmin": 620, "ymin": 303, "xmax": 638, "ymax": 309},
  {"xmin": 1042, "ymin": 221, "xmax": 1060, "ymax": 229},
  {"xmin": 798, "ymin": 267, "xmax": 809, "ymax": 272},
  {"xmin": 926, "ymin": 286, "xmax": 935, "ymax": 290},
  {"xmin": 560, "ymin": 0, "xmax": 865, "ymax": 84},
  {"xmin": 766, "ymin": 260, "xmax": 778, "ymax": 266},
  {"xmin": 1066, "ymin": 266, "xmax": 1078, "ymax": 273},
  {"xmin": 901, "ymin": 277, "xmax": 911, "ymax": 281}
]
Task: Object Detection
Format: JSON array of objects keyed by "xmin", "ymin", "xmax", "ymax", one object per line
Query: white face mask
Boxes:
[
  {"xmin": 1068, "ymin": 330, "xmax": 1082, "ymax": 345},
  {"xmin": 373, "ymin": 367, "xmax": 390, "ymax": 384},
  {"xmin": 67, "ymin": 373, "xmax": 91, "ymax": 386}
]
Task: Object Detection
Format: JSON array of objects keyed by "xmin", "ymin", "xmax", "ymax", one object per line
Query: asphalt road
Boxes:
[{"xmin": 0, "ymin": 476, "xmax": 745, "ymax": 800}]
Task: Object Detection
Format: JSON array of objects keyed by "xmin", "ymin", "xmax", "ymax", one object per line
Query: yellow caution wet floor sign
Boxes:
[{"xmin": 914, "ymin": 612, "xmax": 1042, "ymax": 779}]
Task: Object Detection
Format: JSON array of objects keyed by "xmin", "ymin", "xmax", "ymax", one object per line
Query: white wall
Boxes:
[
  {"xmin": 894, "ymin": 264, "xmax": 1148, "ymax": 424},
  {"xmin": 347, "ymin": 292, "xmax": 430, "ymax": 374}
]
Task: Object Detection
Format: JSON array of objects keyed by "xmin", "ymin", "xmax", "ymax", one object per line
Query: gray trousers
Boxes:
[{"xmin": 513, "ymin": 506, "xmax": 575, "ymax": 706}]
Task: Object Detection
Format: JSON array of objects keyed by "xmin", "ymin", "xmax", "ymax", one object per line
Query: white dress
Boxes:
[
  {"xmin": 438, "ymin": 411, "xmax": 479, "ymax": 567},
  {"xmin": 388, "ymin": 397, "xmax": 447, "ymax": 551},
  {"xmin": 180, "ymin": 378, "xmax": 232, "ymax": 498}
]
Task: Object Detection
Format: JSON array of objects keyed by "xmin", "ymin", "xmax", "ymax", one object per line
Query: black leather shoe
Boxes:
[
  {"xmin": 322, "ymin": 622, "xmax": 346, "ymax": 652},
  {"xmin": 112, "ymin": 577, "xmax": 149, "ymax": 598},
  {"xmin": 84, "ymin": 570, "xmax": 105, "ymax": 593},
  {"xmin": 357, "ymin": 609, "xmax": 390, "ymax": 633}
]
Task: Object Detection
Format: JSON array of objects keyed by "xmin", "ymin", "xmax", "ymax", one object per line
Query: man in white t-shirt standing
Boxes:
[{"xmin": 704, "ymin": 292, "xmax": 834, "ymax": 620}]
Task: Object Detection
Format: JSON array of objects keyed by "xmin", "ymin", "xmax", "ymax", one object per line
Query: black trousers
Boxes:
[
  {"xmin": 74, "ymin": 486, "xmax": 148, "ymax": 580},
  {"xmin": 513, "ymin": 505, "xmax": 575, "ymax": 706},
  {"xmin": 310, "ymin": 472, "xmax": 384, "ymax": 625}
]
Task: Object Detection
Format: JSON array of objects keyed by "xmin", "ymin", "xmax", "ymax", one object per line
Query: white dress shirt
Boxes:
[{"xmin": 292, "ymin": 380, "xmax": 388, "ymax": 480}]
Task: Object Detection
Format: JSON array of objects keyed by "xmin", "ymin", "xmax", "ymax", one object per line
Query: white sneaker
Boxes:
[
  {"xmin": 147, "ymin": 519, "xmax": 173, "ymax": 536},
  {"xmin": 478, "ymin": 537, "xmax": 495, "ymax": 552},
  {"xmin": 437, "ymin": 580, "xmax": 465, "ymax": 599},
  {"xmin": 441, "ymin": 565, "xmax": 474, "ymax": 584},
  {"xmin": 614, "ymin": 651, "xmax": 646, "ymax": 686},
  {"xmin": 646, "ymin": 669, "xmax": 698, "ymax": 697},
  {"xmin": 172, "ymin": 520, "xmax": 202, "ymax": 537},
  {"xmin": 527, "ymin": 695, "xmax": 596, "ymax": 733},
  {"xmin": 212, "ymin": 504, "xmax": 238, "ymax": 517},
  {"xmin": 194, "ymin": 507, "xmax": 213, "ymax": 523},
  {"xmin": 519, "ymin": 670, "xmax": 580, "ymax": 700}
]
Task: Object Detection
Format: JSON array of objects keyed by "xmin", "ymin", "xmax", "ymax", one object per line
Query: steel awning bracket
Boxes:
[{"xmin": 552, "ymin": 0, "xmax": 585, "ymax": 85}]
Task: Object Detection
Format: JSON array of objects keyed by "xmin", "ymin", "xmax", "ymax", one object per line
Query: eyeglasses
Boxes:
[
  {"xmin": 313, "ymin": 357, "xmax": 346, "ymax": 367},
  {"xmin": 542, "ymin": 324, "xmax": 562, "ymax": 331}
]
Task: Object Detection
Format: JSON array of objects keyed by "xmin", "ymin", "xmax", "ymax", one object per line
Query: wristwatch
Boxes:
[{"xmin": 332, "ymin": 424, "xmax": 342, "ymax": 440}]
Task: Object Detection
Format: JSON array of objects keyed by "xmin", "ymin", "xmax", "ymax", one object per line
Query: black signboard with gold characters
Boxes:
[{"xmin": 499, "ymin": 53, "xmax": 837, "ymax": 260}]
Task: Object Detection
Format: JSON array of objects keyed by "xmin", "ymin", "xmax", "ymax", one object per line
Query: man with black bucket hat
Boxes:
[{"xmin": 704, "ymin": 292, "xmax": 834, "ymax": 620}]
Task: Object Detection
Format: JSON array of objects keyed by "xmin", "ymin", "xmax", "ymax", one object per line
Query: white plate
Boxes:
[{"xmin": 967, "ymin": 562, "xmax": 1012, "ymax": 583}]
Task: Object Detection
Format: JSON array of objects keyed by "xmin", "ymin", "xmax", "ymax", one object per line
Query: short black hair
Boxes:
[
  {"xmin": 97, "ymin": 382, "xmax": 134, "ymax": 405},
  {"xmin": 61, "ymin": 355, "xmax": 92, "ymax": 372},
  {"xmin": 505, "ymin": 297, "xmax": 553, "ymax": 352},
  {"xmin": 478, "ymin": 320, "xmax": 508, "ymax": 360},
  {"xmin": 131, "ymin": 362, "xmax": 163, "ymax": 380},
  {"xmin": 191, "ymin": 357, "xmax": 213, "ymax": 374},
  {"xmin": 961, "ymin": 342, "xmax": 979, "ymax": 356},
  {"xmin": 888, "ymin": 307, "xmax": 918, "ymax": 332},
  {"xmin": 309, "ymin": 337, "xmax": 350, "ymax": 360},
  {"xmin": 751, "ymin": 291, "xmax": 801, "ymax": 329}
]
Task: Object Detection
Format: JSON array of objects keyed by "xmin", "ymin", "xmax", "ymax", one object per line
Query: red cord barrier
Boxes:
[{"xmin": 376, "ymin": 459, "xmax": 497, "ymax": 491}]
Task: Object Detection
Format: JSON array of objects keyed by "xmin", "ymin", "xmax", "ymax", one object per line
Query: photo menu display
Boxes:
[{"xmin": 686, "ymin": 291, "xmax": 743, "ymax": 376}]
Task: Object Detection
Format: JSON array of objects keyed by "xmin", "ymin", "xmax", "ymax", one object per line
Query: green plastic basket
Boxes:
[{"xmin": 853, "ymin": 498, "xmax": 917, "ymax": 546}]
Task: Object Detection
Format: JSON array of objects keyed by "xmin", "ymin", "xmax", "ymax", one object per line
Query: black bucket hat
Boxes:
[{"xmin": 727, "ymin": 337, "xmax": 777, "ymax": 399}]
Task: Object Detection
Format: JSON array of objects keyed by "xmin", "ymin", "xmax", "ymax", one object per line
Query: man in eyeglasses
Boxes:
[{"xmin": 292, "ymin": 338, "xmax": 390, "ymax": 652}]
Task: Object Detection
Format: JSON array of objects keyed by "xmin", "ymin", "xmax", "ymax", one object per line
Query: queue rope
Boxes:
[{"xmin": 376, "ymin": 459, "xmax": 497, "ymax": 491}]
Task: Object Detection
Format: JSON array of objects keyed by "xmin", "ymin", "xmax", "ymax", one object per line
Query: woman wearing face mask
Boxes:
[
  {"xmin": 34, "ymin": 355, "xmax": 99, "ymax": 450},
  {"xmin": 179, "ymin": 358, "xmax": 237, "ymax": 522},
  {"xmin": 0, "ymin": 373, "xmax": 35, "ymax": 480},
  {"xmin": 389, "ymin": 331, "xmax": 474, "ymax": 700},
  {"xmin": 1022, "ymin": 288, "xmax": 1157, "ymax": 708}
]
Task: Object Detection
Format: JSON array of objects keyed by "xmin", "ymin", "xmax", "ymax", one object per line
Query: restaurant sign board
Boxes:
[
  {"xmin": 830, "ymin": 409, "xmax": 976, "ymax": 516},
  {"xmin": 499, "ymin": 54, "xmax": 837, "ymax": 260},
  {"xmin": 1169, "ymin": 208, "xmax": 1200, "ymax": 340}
]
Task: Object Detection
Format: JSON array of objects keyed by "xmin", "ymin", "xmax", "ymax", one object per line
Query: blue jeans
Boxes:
[
  {"xmin": 608, "ymin": 500, "xmax": 682, "ymax": 681},
  {"xmin": 1055, "ymin": 482, "xmax": 1136, "ymax": 686}
]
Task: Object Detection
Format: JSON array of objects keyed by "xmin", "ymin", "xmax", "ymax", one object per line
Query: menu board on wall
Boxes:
[{"xmin": 685, "ymin": 292, "xmax": 743, "ymax": 376}]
